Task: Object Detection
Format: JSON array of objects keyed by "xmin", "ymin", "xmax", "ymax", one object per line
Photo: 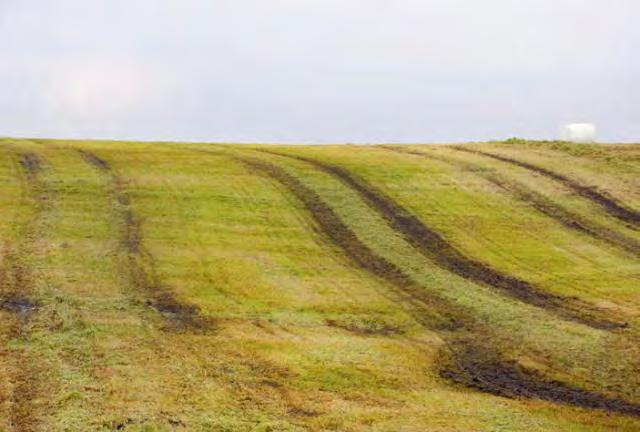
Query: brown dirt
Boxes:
[
  {"xmin": 258, "ymin": 150, "xmax": 625, "ymax": 331},
  {"xmin": 382, "ymin": 147, "xmax": 640, "ymax": 263},
  {"xmin": 19, "ymin": 153, "xmax": 41, "ymax": 180},
  {"xmin": 0, "ymin": 295, "xmax": 36, "ymax": 314},
  {"xmin": 453, "ymin": 147, "xmax": 640, "ymax": 227},
  {"xmin": 241, "ymin": 155, "xmax": 640, "ymax": 417},
  {"xmin": 78, "ymin": 149, "xmax": 111, "ymax": 171},
  {"xmin": 78, "ymin": 150, "xmax": 212, "ymax": 333},
  {"xmin": 441, "ymin": 341, "xmax": 640, "ymax": 417}
]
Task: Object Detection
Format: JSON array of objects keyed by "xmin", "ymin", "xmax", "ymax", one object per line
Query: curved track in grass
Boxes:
[
  {"xmin": 78, "ymin": 150, "xmax": 212, "ymax": 333},
  {"xmin": 239, "ymin": 154, "xmax": 640, "ymax": 418},
  {"xmin": 382, "ymin": 146, "xmax": 640, "ymax": 256},
  {"xmin": 257, "ymin": 149, "xmax": 626, "ymax": 331},
  {"xmin": 452, "ymin": 147, "xmax": 640, "ymax": 227}
]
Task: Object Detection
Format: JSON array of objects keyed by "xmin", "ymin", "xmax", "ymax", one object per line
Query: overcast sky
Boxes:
[{"xmin": 1, "ymin": 1, "xmax": 638, "ymax": 143}]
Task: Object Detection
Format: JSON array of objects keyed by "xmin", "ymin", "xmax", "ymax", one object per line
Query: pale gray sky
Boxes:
[{"xmin": 1, "ymin": 1, "xmax": 638, "ymax": 143}]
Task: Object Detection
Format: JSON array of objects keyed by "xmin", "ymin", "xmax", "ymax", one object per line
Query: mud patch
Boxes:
[
  {"xmin": 19, "ymin": 153, "xmax": 41, "ymax": 179},
  {"xmin": 441, "ymin": 342, "xmax": 640, "ymax": 417},
  {"xmin": 79, "ymin": 150, "xmax": 213, "ymax": 332},
  {"xmin": 258, "ymin": 150, "xmax": 625, "ymax": 331},
  {"xmin": 453, "ymin": 147, "xmax": 640, "ymax": 227},
  {"xmin": 77, "ymin": 149, "xmax": 111, "ymax": 171},
  {"xmin": 1, "ymin": 296, "xmax": 36, "ymax": 314}
]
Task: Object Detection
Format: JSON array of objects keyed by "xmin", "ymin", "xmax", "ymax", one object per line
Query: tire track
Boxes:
[
  {"xmin": 78, "ymin": 150, "xmax": 212, "ymax": 333},
  {"xmin": 382, "ymin": 146, "xmax": 640, "ymax": 256},
  {"xmin": 452, "ymin": 147, "xmax": 640, "ymax": 227},
  {"xmin": 240, "ymin": 156, "xmax": 467, "ymax": 331},
  {"xmin": 257, "ymin": 149, "xmax": 625, "ymax": 331},
  {"xmin": 0, "ymin": 152, "xmax": 52, "ymax": 432},
  {"xmin": 239, "ymin": 155, "xmax": 640, "ymax": 417},
  {"xmin": 440, "ymin": 343, "xmax": 640, "ymax": 417}
]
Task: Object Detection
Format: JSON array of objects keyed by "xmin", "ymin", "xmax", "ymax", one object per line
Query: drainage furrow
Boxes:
[
  {"xmin": 382, "ymin": 146, "xmax": 640, "ymax": 256},
  {"xmin": 257, "ymin": 150, "xmax": 625, "ymax": 331},
  {"xmin": 240, "ymin": 155, "xmax": 640, "ymax": 417},
  {"xmin": 78, "ymin": 150, "xmax": 212, "ymax": 333},
  {"xmin": 452, "ymin": 147, "xmax": 640, "ymax": 227}
]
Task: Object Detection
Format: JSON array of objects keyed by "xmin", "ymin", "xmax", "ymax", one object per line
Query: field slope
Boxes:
[{"xmin": 0, "ymin": 138, "xmax": 639, "ymax": 431}]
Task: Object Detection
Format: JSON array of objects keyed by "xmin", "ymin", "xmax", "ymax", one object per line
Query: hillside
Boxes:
[{"xmin": 0, "ymin": 138, "xmax": 639, "ymax": 431}]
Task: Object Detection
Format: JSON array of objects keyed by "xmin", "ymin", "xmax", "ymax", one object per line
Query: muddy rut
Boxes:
[
  {"xmin": 78, "ymin": 150, "xmax": 211, "ymax": 332},
  {"xmin": 382, "ymin": 146, "xmax": 640, "ymax": 256},
  {"xmin": 453, "ymin": 147, "xmax": 640, "ymax": 227},
  {"xmin": 240, "ymin": 155, "xmax": 640, "ymax": 417},
  {"xmin": 258, "ymin": 150, "xmax": 625, "ymax": 331},
  {"xmin": 0, "ymin": 152, "xmax": 53, "ymax": 431},
  {"xmin": 440, "ymin": 342, "xmax": 640, "ymax": 416}
]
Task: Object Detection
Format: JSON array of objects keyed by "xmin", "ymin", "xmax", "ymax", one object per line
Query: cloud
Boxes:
[
  {"xmin": 0, "ymin": 0, "xmax": 638, "ymax": 142},
  {"xmin": 44, "ymin": 58, "xmax": 152, "ymax": 117}
]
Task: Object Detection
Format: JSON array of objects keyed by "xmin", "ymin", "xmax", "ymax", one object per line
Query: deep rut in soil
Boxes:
[
  {"xmin": 258, "ymin": 150, "xmax": 625, "ymax": 331},
  {"xmin": 240, "ymin": 155, "xmax": 640, "ymax": 417},
  {"xmin": 382, "ymin": 146, "xmax": 640, "ymax": 256},
  {"xmin": 0, "ymin": 152, "xmax": 52, "ymax": 432},
  {"xmin": 453, "ymin": 147, "xmax": 640, "ymax": 227},
  {"xmin": 78, "ymin": 150, "xmax": 211, "ymax": 332}
]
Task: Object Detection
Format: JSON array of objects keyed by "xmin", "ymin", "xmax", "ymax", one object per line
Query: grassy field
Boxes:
[{"xmin": 0, "ymin": 138, "xmax": 639, "ymax": 431}]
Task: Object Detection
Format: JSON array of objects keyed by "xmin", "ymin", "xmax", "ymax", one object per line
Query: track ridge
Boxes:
[
  {"xmin": 382, "ymin": 146, "xmax": 640, "ymax": 256},
  {"xmin": 0, "ymin": 152, "xmax": 53, "ymax": 431},
  {"xmin": 240, "ymin": 155, "xmax": 640, "ymax": 417},
  {"xmin": 257, "ymin": 149, "xmax": 625, "ymax": 331},
  {"xmin": 452, "ymin": 146, "xmax": 640, "ymax": 227},
  {"xmin": 78, "ymin": 150, "xmax": 212, "ymax": 333}
]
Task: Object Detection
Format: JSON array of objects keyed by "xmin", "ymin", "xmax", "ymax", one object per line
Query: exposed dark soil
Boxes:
[
  {"xmin": 258, "ymin": 150, "xmax": 625, "ymax": 331},
  {"xmin": 1, "ymin": 295, "xmax": 36, "ymax": 314},
  {"xmin": 78, "ymin": 149, "xmax": 111, "ymax": 171},
  {"xmin": 441, "ymin": 341, "xmax": 640, "ymax": 417},
  {"xmin": 382, "ymin": 147, "xmax": 640, "ymax": 260},
  {"xmin": 453, "ymin": 147, "xmax": 640, "ymax": 227},
  {"xmin": 78, "ymin": 149, "xmax": 212, "ymax": 333},
  {"xmin": 19, "ymin": 153, "xmax": 41, "ymax": 179},
  {"xmin": 242, "ymin": 155, "xmax": 640, "ymax": 417}
]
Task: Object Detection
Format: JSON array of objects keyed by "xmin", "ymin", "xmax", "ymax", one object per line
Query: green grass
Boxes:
[{"xmin": 0, "ymin": 138, "xmax": 639, "ymax": 431}]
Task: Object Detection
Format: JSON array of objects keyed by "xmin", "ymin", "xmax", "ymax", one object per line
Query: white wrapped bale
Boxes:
[{"xmin": 560, "ymin": 123, "xmax": 596, "ymax": 143}]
